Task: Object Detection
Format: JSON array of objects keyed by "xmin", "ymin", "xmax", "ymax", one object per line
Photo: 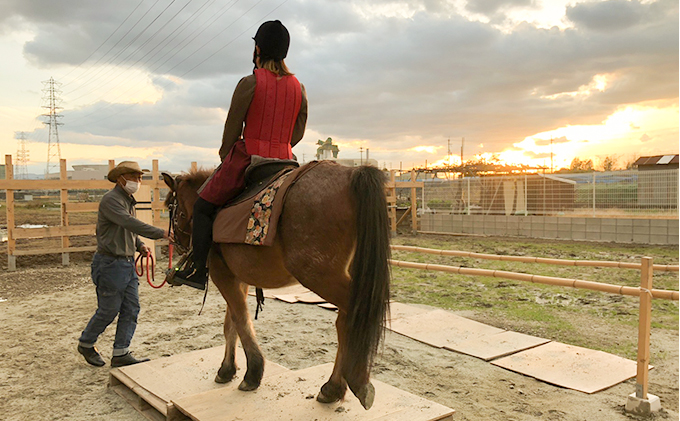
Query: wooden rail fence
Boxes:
[
  {"xmin": 2, "ymin": 157, "xmax": 420, "ymax": 269},
  {"xmin": 390, "ymin": 245, "xmax": 679, "ymax": 410}
]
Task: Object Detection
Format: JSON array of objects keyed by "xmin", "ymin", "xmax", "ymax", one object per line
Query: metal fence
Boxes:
[{"xmin": 411, "ymin": 169, "xmax": 678, "ymax": 217}]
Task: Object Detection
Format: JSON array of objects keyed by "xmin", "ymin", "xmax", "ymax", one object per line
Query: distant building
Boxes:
[
  {"xmin": 633, "ymin": 154, "xmax": 679, "ymax": 170},
  {"xmin": 633, "ymin": 154, "xmax": 678, "ymax": 208}
]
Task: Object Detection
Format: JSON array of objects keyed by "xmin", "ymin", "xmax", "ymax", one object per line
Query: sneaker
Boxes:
[
  {"xmin": 173, "ymin": 266, "xmax": 208, "ymax": 290},
  {"xmin": 78, "ymin": 345, "xmax": 105, "ymax": 367},
  {"xmin": 111, "ymin": 352, "xmax": 150, "ymax": 368}
]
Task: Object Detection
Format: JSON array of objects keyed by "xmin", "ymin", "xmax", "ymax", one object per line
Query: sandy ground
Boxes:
[{"xmin": 0, "ymin": 256, "xmax": 677, "ymax": 421}]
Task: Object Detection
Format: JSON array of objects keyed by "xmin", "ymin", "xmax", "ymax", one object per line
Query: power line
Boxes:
[
  {"xmin": 59, "ymin": 0, "xmax": 148, "ymax": 84},
  {"xmin": 67, "ymin": 0, "xmax": 238, "ymax": 108},
  {"xmin": 62, "ymin": 0, "xmax": 165, "ymax": 91},
  {"xmin": 67, "ymin": 0, "xmax": 290, "ymax": 129},
  {"xmin": 66, "ymin": 0, "xmax": 209, "ymax": 104}
]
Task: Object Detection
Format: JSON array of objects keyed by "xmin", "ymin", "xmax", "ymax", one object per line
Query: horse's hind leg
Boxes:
[
  {"xmin": 317, "ymin": 310, "xmax": 348, "ymax": 403},
  {"xmin": 295, "ymin": 272, "xmax": 351, "ymax": 404}
]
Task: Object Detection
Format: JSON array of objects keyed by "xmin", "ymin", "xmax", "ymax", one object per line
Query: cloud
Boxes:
[{"xmin": 1, "ymin": 0, "xmax": 677, "ymax": 171}]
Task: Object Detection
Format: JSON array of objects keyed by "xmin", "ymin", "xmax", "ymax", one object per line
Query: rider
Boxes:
[{"xmin": 173, "ymin": 20, "xmax": 308, "ymax": 290}]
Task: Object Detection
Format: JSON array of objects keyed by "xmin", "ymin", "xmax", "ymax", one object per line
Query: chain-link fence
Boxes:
[{"xmin": 413, "ymin": 169, "xmax": 678, "ymax": 217}]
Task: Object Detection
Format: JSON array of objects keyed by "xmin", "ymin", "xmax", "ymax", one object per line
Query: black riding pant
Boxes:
[{"xmin": 192, "ymin": 197, "xmax": 219, "ymax": 271}]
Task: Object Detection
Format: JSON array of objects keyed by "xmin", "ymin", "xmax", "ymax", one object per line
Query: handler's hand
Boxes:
[
  {"xmin": 140, "ymin": 244, "xmax": 151, "ymax": 256},
  {"xmin": 163, "ymin": 230, "xmax": 173, "ymax": 241}
]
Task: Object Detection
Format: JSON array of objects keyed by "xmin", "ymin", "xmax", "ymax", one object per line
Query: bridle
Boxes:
[{"xmin": 167, "ymin": 189, "xmax": 192, "ymax": 255}]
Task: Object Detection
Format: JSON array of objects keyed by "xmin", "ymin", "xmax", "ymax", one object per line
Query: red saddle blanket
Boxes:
[{"xmin": 212, "ymin": 161, "xmax": 321, "ymax": 246}]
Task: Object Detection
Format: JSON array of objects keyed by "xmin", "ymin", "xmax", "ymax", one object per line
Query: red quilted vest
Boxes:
[{"xmin": 243, "ymin": 68, "xmax": 302, "ymax": 160}]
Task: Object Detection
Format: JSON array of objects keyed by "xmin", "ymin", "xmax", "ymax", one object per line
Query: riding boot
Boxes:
[{"xmin": 174, "ymin": 198, "xmax": 218, "ymax": 290}]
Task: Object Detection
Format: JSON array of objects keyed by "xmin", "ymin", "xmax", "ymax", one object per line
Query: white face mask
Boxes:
[{"xmin": 123, "ymin": 179, "xmax": 140, "ymax": 195}]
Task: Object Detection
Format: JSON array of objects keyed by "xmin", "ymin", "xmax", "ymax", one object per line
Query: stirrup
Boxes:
[
  {"xmin": 165, "ymin": 251, "xmax": 193, "ymax": 286},
  {"xmin": 173, "ymin": 267, "xmax": 208, "ymax": 291}
]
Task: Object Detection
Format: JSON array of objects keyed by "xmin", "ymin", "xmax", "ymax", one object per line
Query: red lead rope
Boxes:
[{"xmin": 135, "ymin": 251, "xmax": 166, "ymax": 289}]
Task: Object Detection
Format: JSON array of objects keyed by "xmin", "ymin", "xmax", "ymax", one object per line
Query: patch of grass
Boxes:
[{"xmin": 390, "ymin": 234, "xmax": 679, "ymax": 358}]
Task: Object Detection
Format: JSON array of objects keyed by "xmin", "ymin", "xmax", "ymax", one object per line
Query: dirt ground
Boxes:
[{"xmin": 0, "ymin": 251, "xmax": 677, "ymax": 421}]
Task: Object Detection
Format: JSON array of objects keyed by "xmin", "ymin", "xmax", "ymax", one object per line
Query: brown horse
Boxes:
[{"xmin": 162, "ymin": 161, "xmax": 391, "ymax": 409}]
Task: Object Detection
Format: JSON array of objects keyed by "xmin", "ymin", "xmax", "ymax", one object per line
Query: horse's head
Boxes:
[{"xmin": 162, "ymin": 169, "xmax": 212, "ymax": 255}]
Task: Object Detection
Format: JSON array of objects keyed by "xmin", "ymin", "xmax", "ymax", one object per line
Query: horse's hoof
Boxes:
[
  {"xmin": 356, "ymin": 382, "xmax": 375, "ymax": 410},
  {"xmin": 316, "ymin": 380, "xmax": 346, "ymax": 404},
  {"xmin": 316, "ymin": 390, "xmax": 340, "ymax": 404},
  {"xmin": 238, "ymin": 379, "xmax": 260, "ymax": 391},
  {"xmin": 215, "ymin": 367, "xmax": 236, "ymax": 384}
]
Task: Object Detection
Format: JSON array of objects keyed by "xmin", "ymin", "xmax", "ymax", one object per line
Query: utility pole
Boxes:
[
  {"xmin": 15, "ymin": 131, "xmax": 29, "ymax": 179},
  {"xmin": 359, "ymin": 147, "xmax": 364, "ymax": 165},
  {"xmin": 447, "ymin": 138, "xmax": 451, "ymax": 166},
  {"xmin": 550, "ymin": 137, "xmax": 554, "ymax": 173},
  {"xmin": 42, "ymin": 77, "xmax": 63, "ymax": 178},
  {"xmin": 460, "ymin": 137, "xmax": 465, "ymax": 166}
]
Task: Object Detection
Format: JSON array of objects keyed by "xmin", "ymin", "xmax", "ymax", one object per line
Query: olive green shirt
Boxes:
[
  {"xmin": 96, "ymin": 184, "xmax": 165, "ymax": 257},
  {"xmin": 218, "ymin": 73, "xmax": 308, "ymax": 161}
]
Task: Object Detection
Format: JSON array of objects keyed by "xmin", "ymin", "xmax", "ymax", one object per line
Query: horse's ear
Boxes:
[{"xmin": 162, "ymin": 172, "xmax": 176, "ymax": 191}]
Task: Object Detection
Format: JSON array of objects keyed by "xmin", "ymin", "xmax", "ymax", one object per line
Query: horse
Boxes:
[{"xmin": 162, "ymin": 161, "xmax": 391, "ymax": 409}]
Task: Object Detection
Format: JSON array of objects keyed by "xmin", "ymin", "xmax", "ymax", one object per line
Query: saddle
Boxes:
[{"xmin": 223, "ymin": 155, "xmax": 299, "ymax": 208}]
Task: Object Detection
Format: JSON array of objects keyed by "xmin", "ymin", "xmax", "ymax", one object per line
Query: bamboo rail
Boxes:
[
  {"xmin": 389, "ymin": 259, "xmax": 679, "ymax": 300},
  {"xmin": 391, "ymin": 245, "xmax": 680, "ymax": 272}
]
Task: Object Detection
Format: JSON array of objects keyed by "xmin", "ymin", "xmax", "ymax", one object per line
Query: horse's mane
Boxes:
[{"xmin": 181, "ymin": 167, "xmax": 213, "ymax": 191}]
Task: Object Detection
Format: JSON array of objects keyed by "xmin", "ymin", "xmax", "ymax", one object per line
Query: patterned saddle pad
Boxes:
[{"xmin": 212, "ymin": 161, "xmax": 320, "ymax": 246}]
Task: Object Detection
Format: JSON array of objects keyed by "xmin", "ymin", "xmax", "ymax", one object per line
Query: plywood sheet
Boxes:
[
  {"xmin": 387, "ymin": 302, "xmax": 433, "ymax": 322},
  {"xmin": 116, "ymin": 346, "xmax": 288, "ymax": 407},
  {"xmin": 491, "ymin": 341, "xmax": 646, "ymax": 393},
  {"xmin": 388, "ymin": 309, "xmax": 504, "ymax": 348},
  {"xmin": 249, "ymin": 283, "xmax": 310, "ymax": 300},
  {"xmin": 296, "ymin": 291, "xmax": 327, "ymax": 304},
  {"xmin": 318, "ymin": 302, "xmax": 338, "ymax": 310},
  {"xmin": 445, "ymin": 331, "xmax": 550, "ymax": 361},
  {"xmin": 173, "ymin": 363, "xmax": 454, "ymax": 421}
]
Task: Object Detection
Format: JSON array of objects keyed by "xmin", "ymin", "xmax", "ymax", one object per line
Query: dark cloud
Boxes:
[{"xmin": 566, "ymin": 0, "xmax": 677, "ymax": 32}]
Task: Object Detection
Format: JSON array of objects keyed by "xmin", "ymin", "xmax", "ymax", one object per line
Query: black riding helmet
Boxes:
[{"xmin": 253, "ymin": 20, "xmax": 290, "ymax": 61}]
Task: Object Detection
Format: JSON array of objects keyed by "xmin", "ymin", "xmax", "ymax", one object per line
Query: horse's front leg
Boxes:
[
  {"xmin": 224, "ymin": 282, "xmax": 265, "ymax": 391},
  {"xmin": 215, "ymin": 306, "xmax": 239, "ymax": 383}
]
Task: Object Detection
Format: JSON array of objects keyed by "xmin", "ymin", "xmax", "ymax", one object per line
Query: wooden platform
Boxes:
[
  {"xmin": 109, "ymin": 346, "xmax": 288, "ymax": 420},
  {"xmin": 111, "ymin": 349, "xmax": 454, "ymax": 421}
]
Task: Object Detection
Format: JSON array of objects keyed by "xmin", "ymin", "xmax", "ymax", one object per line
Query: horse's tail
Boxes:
[{"xmin": 344, "ymin": 165, "xmax": 391, "ymax": 388}]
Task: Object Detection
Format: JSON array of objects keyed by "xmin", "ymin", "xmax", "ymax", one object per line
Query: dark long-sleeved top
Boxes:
[
  {"xmin": 96, "ymin": 184, "xmax": 165, "ymax": 257},
  {"xmin": 218, "ymin": 73, "xmax": 308, "ymax": 161}
]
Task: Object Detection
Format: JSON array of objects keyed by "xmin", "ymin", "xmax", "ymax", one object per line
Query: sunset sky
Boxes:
[{"xmin": 0, "ymin": 0, "xmax": 677, "ymax": 175}]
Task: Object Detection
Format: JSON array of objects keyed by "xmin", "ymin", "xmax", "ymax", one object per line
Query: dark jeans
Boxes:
[{"xmin": 79, "ymin": 253, "xmax": 139, "ymax": 356}]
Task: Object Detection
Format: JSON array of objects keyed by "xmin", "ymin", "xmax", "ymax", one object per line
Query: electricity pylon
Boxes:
[
  {"xmin": 15, "ymin": 131, "xmax": 29, "ymax": 179},
  {"xmin": 42, "ymin": 77, "xmax": 63, "ymax": 178}
]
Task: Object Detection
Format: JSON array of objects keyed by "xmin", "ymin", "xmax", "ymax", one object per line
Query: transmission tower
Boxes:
[
  {"xmin": 41, "ymin": 77, "xmax": 63, "ymax": 178},
  {"xmin": 15, "ymin": 131, "xmax": 29, "ymax": 179}
]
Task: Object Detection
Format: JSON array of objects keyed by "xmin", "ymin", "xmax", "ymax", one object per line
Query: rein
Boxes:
[
  {"xmin": 135, "ymin": 251, "xmax": 166, "ymax": 289},
  {"xmin": 167, "ymin": 191, "xmax": 191, "ymax": 255}
]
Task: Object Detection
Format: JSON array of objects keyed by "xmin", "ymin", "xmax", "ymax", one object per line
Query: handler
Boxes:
[
  {"xmin": 173, "ymin": 20, "xmax": 307, "ymax": 290},
  {"xmin": 77, "ymin": 161, "xmax": 169, "ymax": 367}
]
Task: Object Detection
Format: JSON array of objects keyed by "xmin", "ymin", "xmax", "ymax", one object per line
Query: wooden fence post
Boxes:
[
  {"xmin": 635, "ymin": 256, "xmax": 653, "ymax": 399},
  {"xmin": 60, "ymin": 159, "xmax": 70, "ymax": 266},
  {"xmin": 388, "ymin": 171, "xmax": 397, "ymax": 235},
  {"xmin": 5, "ymin": 155, "xmax": 16, "ymax": 271},
  {"xmin": 625, "ymin": 256, "xmax": 661, "ymax": 414},
  {"xmin": 191, "ymin": 161, "xmax": 198, "ymax": 173},
  {"xmin": 410, "ymin": 170, "xmax": 417, "ymax": 234},
  {"xmin": 152, "ymin": 159, "xmax": 163, "ymax": 258}
]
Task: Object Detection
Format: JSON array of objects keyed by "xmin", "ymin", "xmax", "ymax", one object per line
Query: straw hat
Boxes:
[{"xmin": 107, "ymin": 161, "xmax": 146, "ymax": 182}]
